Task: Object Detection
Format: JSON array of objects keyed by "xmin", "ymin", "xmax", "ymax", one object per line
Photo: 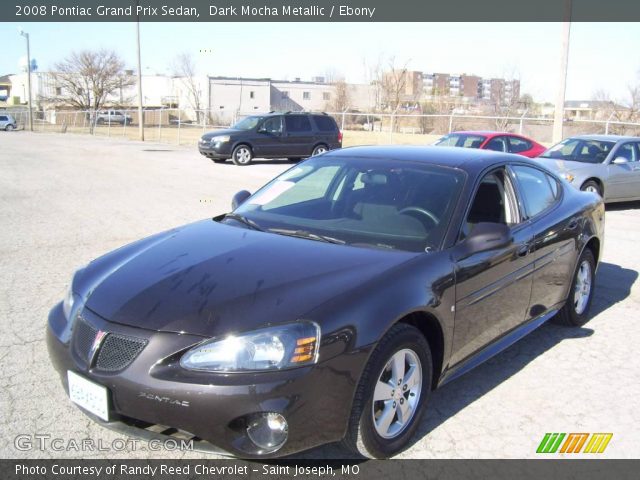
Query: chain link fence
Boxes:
[{"xmin": 4, "ymin": 107, "xmax": 640, "ymax": 148}]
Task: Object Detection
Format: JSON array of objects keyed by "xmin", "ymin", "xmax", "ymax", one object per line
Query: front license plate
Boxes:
[{"xmin": 67, "ymin": 371, "xmax": 109, "ymax": 421}]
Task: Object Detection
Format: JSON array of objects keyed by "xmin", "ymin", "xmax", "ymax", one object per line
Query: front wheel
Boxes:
[
  {"xmin": 5, "ymin": 124, "xmax": 14, "ymax": 131},
  {"xmin": 342, "ymin": 324, "xmax": 432, "ymax": 458},
  {"xmin": 231, "ymin": 145, "xmax": 253, "ymax": 166},
  {"xmin": 553, "ymin": 248, "xmax": 596, "ymax": 327},
  {"xmin": 581, "ymin": 181, "xmax": 602, "ymax": 197}
]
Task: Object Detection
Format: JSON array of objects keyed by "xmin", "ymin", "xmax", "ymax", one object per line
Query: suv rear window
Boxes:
[
  {"xmin": 285, "ymin": 115, "xmax": 312, "ymax": 133},
  {"xmin": 313, "ymin": 115, "xmax": 337, "ymax": 132}
]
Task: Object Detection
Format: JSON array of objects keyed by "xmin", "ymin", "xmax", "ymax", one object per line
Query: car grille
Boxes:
[
  {"xmin": 71, "ymin": 315, "xmax": 148, "ymax": 372},
  {"xmin": 72, "ymin": 317, "xmax": 98, "ymax": 361},
  {"xmin": 94, "ymin": 333, "xmax": 147, "ymax": 372}
]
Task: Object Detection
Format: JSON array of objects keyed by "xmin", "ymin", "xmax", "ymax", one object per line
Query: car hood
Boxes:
[
  {"xmin": 201, "ymin": 129, "xmax": 243, "ymax": 141},
  {"xmin": 78, "ymin": 219, "xmax": 416, "ymax": 337},
  {"xmin": 536, "ymin": 157, "xmax": 598, "ymax": 174}
]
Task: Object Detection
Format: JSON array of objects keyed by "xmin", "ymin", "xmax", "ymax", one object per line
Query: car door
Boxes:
[
  {"xmin": 606, "ymin": 142, "xmax": 640, "ymax": 200},
  {"xmin": 509, "ymin": 165, "xmax": 575, "ymax": 317},
  {"xmin": 483, "ymin": 136, "xmax": 509, "ymax": 153},
  {"xmin": 283, "ymin": 115, "xmax": 314, "ymax": 156},
  {"xmin": 451, "ymin": 167, "xmax": 535, "ymax": 366},
  {"xmin": 252, "ymin": 116, "xmax": 284, "ymax": 158}
]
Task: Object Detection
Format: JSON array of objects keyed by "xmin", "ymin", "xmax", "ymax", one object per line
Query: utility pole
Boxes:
[
  {"xmin": 135, "ymin": 4, "xmax": 144, "ymax": 141},
  {"xmin": 19, "ymin": 28, "xmax": 33, "ymax": 132},
  {"xmin": 553, "ymin": 0, "xmax": 572, "ymax": 143}
]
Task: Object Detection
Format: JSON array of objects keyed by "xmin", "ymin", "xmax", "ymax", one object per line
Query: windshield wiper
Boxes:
[
  {"xmin": 222, "ymin": 213, "xmax": 264, "ymax": 231},
  {"xmin": 268, "ymin": 228, "xmax": 346, "ymax": 245}
]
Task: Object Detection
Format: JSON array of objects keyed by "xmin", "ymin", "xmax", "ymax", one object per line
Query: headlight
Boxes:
[
  {"xmin": 211, "ymin": 135, "xmax": 230, "ymax": 143},
  {"xmin": 62, "ymin": 271, "xmax": 85, "ymax": 320},
  {"xmin": 561, "ymin": 172, "xmax": 575, "ymax": 183},
  {"xmin": 62, "ymin": 286, "xmax": 75, "ymax": 319},
  {"xmin": 180, "ymin": 322, "xmax": 321, "ymax": 372}
]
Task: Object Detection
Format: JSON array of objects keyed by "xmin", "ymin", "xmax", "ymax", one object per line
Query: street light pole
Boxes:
[
  {"xmin": 552, "ymin": 0, "xmax": 572, "ymax": 143},
  {"xmin": 135, "ymin": 6, "xmax": 144, "ymax": 141},
  {"xmin": 19, "ymin": 29, "xmax": 34, "ymax": 132}
]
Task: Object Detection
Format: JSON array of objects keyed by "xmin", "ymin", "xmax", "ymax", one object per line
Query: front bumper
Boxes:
[
  {"xmin": 47, "ymin": 303, "xmax": 366, "ymax": 458},
  {"xmin": 198, "ymin": 141, "xmax": 232, "ymax": 159}
]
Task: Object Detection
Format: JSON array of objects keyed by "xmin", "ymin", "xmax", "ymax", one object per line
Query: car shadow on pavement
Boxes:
[
  {"xmin": 605, "ymin": 201, "xmax": 640, "ymax": 212},
  {"xmin": 295, "ymin": 261, "xmax": 637, "ymax": 459}
]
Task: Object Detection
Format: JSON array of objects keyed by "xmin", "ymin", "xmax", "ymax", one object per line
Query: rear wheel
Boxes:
[
  {"xmin": 581, "ymin": 180, "xmax": 602, "ymax": 197},
  {"xmin": 342, "ymin": 323, "xmax": 432, "ymax": 458},
  {"xmin": 553, "ymin": 248, "xmax": 596, "ymax": 327},
  {"xmin": 231, "ymin": 145, "xmax": 253, "ymax": 166},
  {"xmin": 312, "ymin": 144, "xmax": 328, "ymax": 156}
]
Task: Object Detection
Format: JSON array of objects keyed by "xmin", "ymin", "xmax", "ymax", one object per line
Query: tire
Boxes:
[
  {"xmin": 342, "ymin": 323, "xmax": 432, "ymax": 458},
  {"xmin": 312, "ymin": 144, "xmax": 328, "ymax": 156},
  {"xmin": 231, "ymin": 145, "xmax": 253, "ymax": 166},
  {"xmin": 552, "ymin": 248, "xmax": 596, "ymax": 327},
  {"xmin": 5, "ymin": 124, "xmax": 14, "ymax": 131},
  {"xmin": 581, "ymin": 180, "xmax": 602, "ymax": 197}
]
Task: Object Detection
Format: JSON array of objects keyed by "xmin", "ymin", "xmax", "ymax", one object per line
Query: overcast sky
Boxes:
[{"xmin": 2, "ymin": 22, "xmax": 638, "ymax": 103}]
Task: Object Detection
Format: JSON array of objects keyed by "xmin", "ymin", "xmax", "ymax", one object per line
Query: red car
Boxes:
[{"xmin": 434, "ymin": 131, "xmax": 546, "ymax": 158}]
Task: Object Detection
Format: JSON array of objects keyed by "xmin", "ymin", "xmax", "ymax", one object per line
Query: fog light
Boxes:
[{"xmin": 246, "ymin": 412, "xmax": 288, "ymax": 451}]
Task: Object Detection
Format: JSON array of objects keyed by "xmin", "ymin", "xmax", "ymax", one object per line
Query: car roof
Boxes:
[
  {"xmin": 257, "ymin": 111, "xmax": 330, "ymax": 117},
  {"xmin": 448, "ymin": 131, "xmax": 521, "ymax": 137},
  {"xmin": 324, "ymin": 145, "xmax": 537, "ymax": 174},
  {"xmin": 569, "ymin": 134, "xmax": 640, "ymax": 142}
]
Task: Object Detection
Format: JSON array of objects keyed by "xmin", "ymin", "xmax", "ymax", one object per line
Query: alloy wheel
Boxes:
[
  {"xmin": 371, "ymin": 349, "xmax": 422, "ymax": 439},
  {"xmin": 234, "ymin": 147, "xmax": 251, "ymax": 164},
  {"xmin": 574, "ymin": 260, "xmax": 592, "ymax": 315}
]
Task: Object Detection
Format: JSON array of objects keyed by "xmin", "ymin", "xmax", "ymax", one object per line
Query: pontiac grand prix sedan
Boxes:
[
  {"xmin": 47, "ymin": 146, "xmax": 604, "ymax": 458},
  {"xmin": 536, "ymin": 134, "xmax": 640, "ymax": 202}
]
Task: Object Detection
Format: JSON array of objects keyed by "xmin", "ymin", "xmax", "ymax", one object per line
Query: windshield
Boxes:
[
  {"xmin": 540, "ymin": 138, "xmax": 615, "ymax": 164},
  {"xmin": 435, "ymin": 134, "xmax": 486, "ymax": 149},
  {"xmin": 232, "ymin": 116, "xmax": 263, "ymax": 130},
  {"xmin": 228, "ymin": 156, "xmax": 465, "ymax": 252}
]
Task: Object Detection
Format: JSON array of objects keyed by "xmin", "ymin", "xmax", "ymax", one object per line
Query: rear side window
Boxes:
[
  {"xmin": 484, "ymin": 136, "xmax": 508, "ymax": 152},
  {"xmin": 511, "ymin": 165, "xmax": 559, "ymax": 218},
  {"xmin": 508, "ymin": 137, "xmax": 532, "ymax": 154},
  {"xmin": 285, "ymin": 115, "xmax": 312, "ymax": 133},
  {"xmin": 0, "ymin": 116, "xmax": 7, "ymax": 121},
  {"xmin": 313, "ymin": 115, "xmax": 337, "ymax": 132}
]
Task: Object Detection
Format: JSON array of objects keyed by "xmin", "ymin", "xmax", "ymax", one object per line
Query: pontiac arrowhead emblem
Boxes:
[{"xmin": 89, "ymin": 330, "xmax": 108, "ymax": 364}]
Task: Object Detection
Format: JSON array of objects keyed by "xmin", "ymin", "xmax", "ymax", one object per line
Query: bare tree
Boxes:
[
  {"xmin": 172, "ymin": 53, "xmax": 203, "ymax": 123},
  {"xmin": 52, "ymin": 50, "xmax": 134, "ymax": 117},
  {"xmin": 328, "ymin": 79, "xmax": 351, "ymax": 112},
  {"xmin": 380, "ymin": 57, "xmax": 413, "ymax": 111},
  {"xmin": 592, "ymin": 84, "xmax": 640, "ymax": 134}
]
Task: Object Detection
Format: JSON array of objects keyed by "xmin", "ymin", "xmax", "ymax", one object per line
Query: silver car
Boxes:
[
  {"xmin": 536, "ymin": 135, "xmax": 640, "ymax": 202},
  {"xmin": 0, "ymin": 113, "xmax": 17, "ymax": 131}
]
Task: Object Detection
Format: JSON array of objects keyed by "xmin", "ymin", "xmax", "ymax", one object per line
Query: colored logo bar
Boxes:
[{"xmin": 537, "ymin": 433, "xmax": 612, "ymax": 454}]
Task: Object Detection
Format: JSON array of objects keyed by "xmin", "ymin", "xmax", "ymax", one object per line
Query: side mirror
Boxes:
[
  {"xmin": 459, "ymin": 222, "xmax": 512, "ymax": 258},
  {"xmin": 612, "ymin": 157, "xmax": 629, "ymax": 165},
  {"xmin": 231, "ymin": 190, "xmax": 251, "ymax": 210}
]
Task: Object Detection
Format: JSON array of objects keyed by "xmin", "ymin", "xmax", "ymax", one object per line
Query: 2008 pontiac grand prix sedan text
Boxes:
[{"xmin": 47, "ymin": 146, "xmax": 604, "ymax": 458}]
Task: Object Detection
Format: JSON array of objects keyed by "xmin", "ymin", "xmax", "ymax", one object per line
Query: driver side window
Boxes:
[
  {"xmin": 261, "ymin": 116, "xmax": 283, "ymax": 134},
  {"xmin": 462, "ymin": 169, "xmax": 519, "ymax": 239}
]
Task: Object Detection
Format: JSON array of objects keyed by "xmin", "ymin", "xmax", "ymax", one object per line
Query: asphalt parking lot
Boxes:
[{"xmin": 1, "ymin": 131, "xmax": 639, "ymax": 459}]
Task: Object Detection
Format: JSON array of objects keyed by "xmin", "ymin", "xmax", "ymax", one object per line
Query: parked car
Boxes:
[
  {"xmin": 536, "ymin": 134, "xmax": 640, "ymax": 202},
  {"xmin": 0, "ymin": 113, "xmax": 17, "ymax": 131},
  {"xmin": 95, "ymin": 110, "xmax": 133, "ymax": 125},
  {"xmin": 198, "ymin": 112, "xmax": 342, "ymax": 165},
  {"xmin": 48, "ymin": 146, "xmax": 603, "ymax": 458},
  {"xmin": 434, "ymin": 131, "xmax": 546, "ymax": 158}
]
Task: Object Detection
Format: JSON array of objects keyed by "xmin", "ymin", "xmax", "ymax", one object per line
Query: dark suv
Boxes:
[{"xmin": 198, "ymin": 112, "xmax": 342, "ymax": 165}]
